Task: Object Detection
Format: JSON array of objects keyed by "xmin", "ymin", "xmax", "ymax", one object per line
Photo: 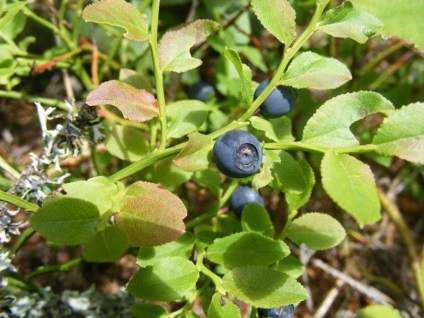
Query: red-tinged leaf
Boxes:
[
  {"xmin": 86, "ymin": 80, "xmax": 159, "ymax": 122},
  {"xmin": 159, "ymin": 19, "xmax": 220, "ymax": 73},
  {"xmin": 115, "ymin": 182, "xmax": 187, "ymax": 247},
  {"xmin": 82, "ymin": 0, "xmax": 148, "ymax": 41}
]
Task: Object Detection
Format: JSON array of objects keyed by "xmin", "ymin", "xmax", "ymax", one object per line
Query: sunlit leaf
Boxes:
[
  {"xmin": 281, "ymin": 52, "xmax": 352, "ymax": 90},
  {"xmin": 115, "ymin": 182, "xmax": 187, "ymax": 247},
  {"xmin": 321, "ymin": 152, "xmax": 381, "ymax": 227},
  {"xmin": 159, "ymin": 19, "xmax": 220, "ymax": 72},
  {"xmin": 373, "ymin": 103, "xmax": 424, "ymax": 164},
  {"xmin": 86, "ymin": 80, "xmax": 159, "ymax": 122},
  {"xmin": 251, "ymin": 0, "xmax": 296, "ymax": 46},
  {"xmin": 318, "ymin": 1, "xmax": 383, "ymax": 43},
  {"xmin": 82, "ymin": 0, "xmax": 149, "ymax": 41}
]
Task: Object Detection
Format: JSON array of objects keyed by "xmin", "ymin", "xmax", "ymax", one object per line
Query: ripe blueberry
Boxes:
[
  {"xmin": 230, "ymin": 186, "xmax": 265, "ymax": 217},
  {"xmin": 254, "ymin": 79, "xmax": 297, "ymax": 118},
  {"xmin": 213, "ymin": 130, "xmax": 262, "ymax": 178},
  {"xmin": 257, "ymin": 305, "xmax": 295, "ymax": 318},
  {"xmin": 188, "ymin": 81, "xmax": 215, "ymax": 101}
]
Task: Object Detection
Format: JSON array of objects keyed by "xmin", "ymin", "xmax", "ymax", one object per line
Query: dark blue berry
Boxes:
[
  {"xmin": 213, "ymin": 130, "xmax": 262, "ymax": 178},
  {"xmin": 254, "ymin": 79, "xmax": 297, "ymax": 118},
  {"xmin": 230, "ymin": 186, "xmax": 264, "ymax": 217},
  {"xmin": 188, "ymin": 81, "xmax": 215, "ymax": 101},
  {"xmin": 257, "ymin": 305, "xmax": 295, "ymax": 318}
]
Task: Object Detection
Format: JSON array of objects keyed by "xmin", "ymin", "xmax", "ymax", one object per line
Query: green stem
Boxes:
[
  {"xmin": 196, "ymin": 245, "xmax": 226, "ymax": 295},
  {"xmin": 0, "ymin": 190, "xmax": 39, "ymax": 212},
  {"xmin": 186, "ymin": 179, "xmax": 238, "ymax": 230},
  {"xmin": 264, "ymin": 141, "xmax": 377, "ymax": 154},
  {"xmin": 108, "ymin": 144, "xmax": 185, "ymax": 182},
  {"xmin": 358, "ymin": 40, "xmax": 405, "ymax": 76},
  {"xmin": 22, "ymin": 7, "xmax": 73, "ymax": 49},
  {"xmin": 72, "ymin": 0, "xmax": 85, "ymax": 45},
  {"xmin": 0, "ymin": 155, "xmax": 20, "ymax": 179},
  {"xmin": 26, "ymin": 258, "xmax": 83, "ymax": 280},
  {"xmin": 11, "ymin": 227, "xmax": 36, "ymax": 257},
  {"xmin": 149, "ymin": 0, "xmax": 168, "ymax": 149},
  {"xmin": 0, "ymin": 90, "xmax": 68, "ymax": 110},
  {"xmin": 239, "ymin": 0, "xmax": 329, "ymax": 121}
]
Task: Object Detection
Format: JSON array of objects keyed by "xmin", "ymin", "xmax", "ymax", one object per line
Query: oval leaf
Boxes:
[
  {"xmin": 207, "ymin": 232, "xmax": 290, "ymax": 269},
  {"xmin": 82, "ymin": 0, "xmax": 148, "ymax": 41},
  {"xmin": 351, "ymin": 0, "xmax": 424, "ymax": 52},
  {"xmin": 127, "ymin": 256, "xmax": 199, "ymax": 302},
  {"xmin": 251, "ymin": 0, "xmax": 296, "ymax": 46},
  {"xmin": 373, "ymin": 103, "xmax": 424, "ymax": 164},
  {"xmin": 318, "ymin": 1, "xmax": 383, "ymax": 43},
  {"xmin": 86, "ymin": 80, "xmax": 159, "ymax": 122},
  {"xmin": 222, "ymin": 265, "xmax": 308, "ymax": 308},
  {"xmin": 208, "ymin": 293, "xmax": 241, "ymax": 318},
  {"xmin": 115, "ymin": 181, "xmax": 187, "ymax": 247},
  {"xmin": 321, "ymin": 152, "xmax": 381, "ymax": 227},
  {"xmin": 137, "ymin": 232, "xmax": 194, "ymax": 267},
  {"xmin": 131, "ymin": 304, "xmax": 168, "ymax": 318},
  {"xmin": 159, "ymin": 19, "xmax": 220, "ymax": 73},
  {"xmin": 302, "ymin": 91, "xmax": 394, "ymax": 148},
  {"xmin": 83, "ymin": 226, "xmax": 130, "ymax": 262},
  {"xmin": 241, "ymin": 204, "xmax": 274, "ymax": 238},
  {"xmin": 173, "ymin": 132, "xmax": 213, "ymax": 172},
  {"xmin": 286, "ymin": 212, "xmax": 346, "ymax": 250},
  {"xmin": 31, "ymin": 196, "xmax": 100, "ymax": 245},
  {"xmin": 281, "ymin": 52, "xmax": 352, "ymax": 90}
]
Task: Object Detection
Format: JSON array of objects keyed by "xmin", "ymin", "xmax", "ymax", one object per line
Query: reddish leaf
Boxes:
[
  {"xmin": 115, "ymin": 182, "xmax": 187, "ymax": 247},
  {"xmin": 86, "ymin": 80, "xmax": 159, "ymax": 122}
]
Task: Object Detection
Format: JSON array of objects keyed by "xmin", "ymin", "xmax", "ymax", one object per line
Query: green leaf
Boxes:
[
  {"xmin": 373, "ymin": 103, "xmax": 424, "ymax": 164},
  {"xmin": 286, "ymin": 212, "xmax": 346, "ymax": 250},
  {"xmin": 115, "ymin": 182, "xmax": 187, "ymax": 247},
  {"xmin": 31, "ymin": 196, "xmax": 100, "ymax": 245},
  {"xmin": 86, "ymin": 80, "xmax": 159, "ymax": 122},
  {"xmin": 193, "ymin": 170, "xmax": 221, "ymax": 196},
  {"xmin": 173, "ymin": 132, "xmax": 213, "ymax": 172},
  {"xmin": 222, "ymin": 266, "xmax": 308, "ymax": 308},
  {"xmin": 224, "ymin": 48, "xmax": 253, "ymax": 106},
  {"xmin": 83, "ymin": 226, "xmax": 130, "ymax": 262},
  {"xmin": 137, "ymin": 233, "xmax": 194, "ymax": 267},
  {"xmin": 285, "ymin": 158, "xmax": 315, "ymax": 211},
  {"xmin": 281, "ymin": 52, "xmax": 352, "ymax": 90},
  {"xmin": 105, "ymin": 124, "xmax": 149, "ymax": 162},
  {"xmin": 251, "ymin": 0, "xmax": 296, "ymax": 46},
  {"xmin": 159, "ymin": 19, "xmax": 220, "ymax": 72},
  {"xmin": 127, "ymin": 256, "xmax": 199, "ymax": 301},
  {"xmin": 207, "ymin": 294, "xmax": 241, "ymax": 318},
  {"xmin": 250, "ymin": 117, "xmax": 279, "ymax": 142},
  {"xmin": 131, "ymin": 304, "xmax": 168, "ymax": 318},
  {"xmin": 275, "ymin": 255, "xmax": 305, "ymax": 278},
  {"xmin": 82, "ymin": 0, "xmax": 148, "ymax": 41},
  {"xmin": 302, "ymin": 91, "xmax": 394, "ymax": 148},
  {"xmin": 351, "ymin": 0, "xmax": 424, "ymax": 52},
  {"xmin": 61, "ymin": 176, "xmax": 122, "ymax": 215},
  {"xmin": 241, "ymin": 204, "xmax": 274, "ymax": 238},
  {"xmin": 252, "ymin": 150, "xmax": 280, "ymax": 190},
  {"xmin": 356, "ymin": 305, "xmax": 402, "ymax": 318},
  {"xmin": 207, "ymin": 232, "xmax": 289, "ymax": 269},
  {"xmin": 269, "ymin": 117, "xmax": 294, "ymax": 141},
  {"xmin": 119, "ymin": 68, "xmax": 153, "ymax": 91},
  {"xmin": 167, "ymin": 100, "xmax": 209, "ymax": 139},
  {"xmin": 321, "ymin": 152, "xmax": 381, "ymax": 227},
  {"xmin": 318, "ymin": 1, "xmax": 383, "ymax": 43},
  {"xmin": 151, "ymin": 158, "xmax": 193, "ymax": 188},
  {"xmin": 271, "ymin": 152, "xmax": 315, "ymax": 211}
]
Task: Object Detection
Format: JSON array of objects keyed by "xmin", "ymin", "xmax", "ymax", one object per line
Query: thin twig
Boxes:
[{"xmin": 378, "ymin": 188, "xmax": 424, "ymax": 312}]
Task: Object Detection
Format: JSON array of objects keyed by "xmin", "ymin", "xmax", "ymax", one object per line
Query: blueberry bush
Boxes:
[{"xmin": 0, "ymin": 0, "xmax": 424, "ymax": 317}]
